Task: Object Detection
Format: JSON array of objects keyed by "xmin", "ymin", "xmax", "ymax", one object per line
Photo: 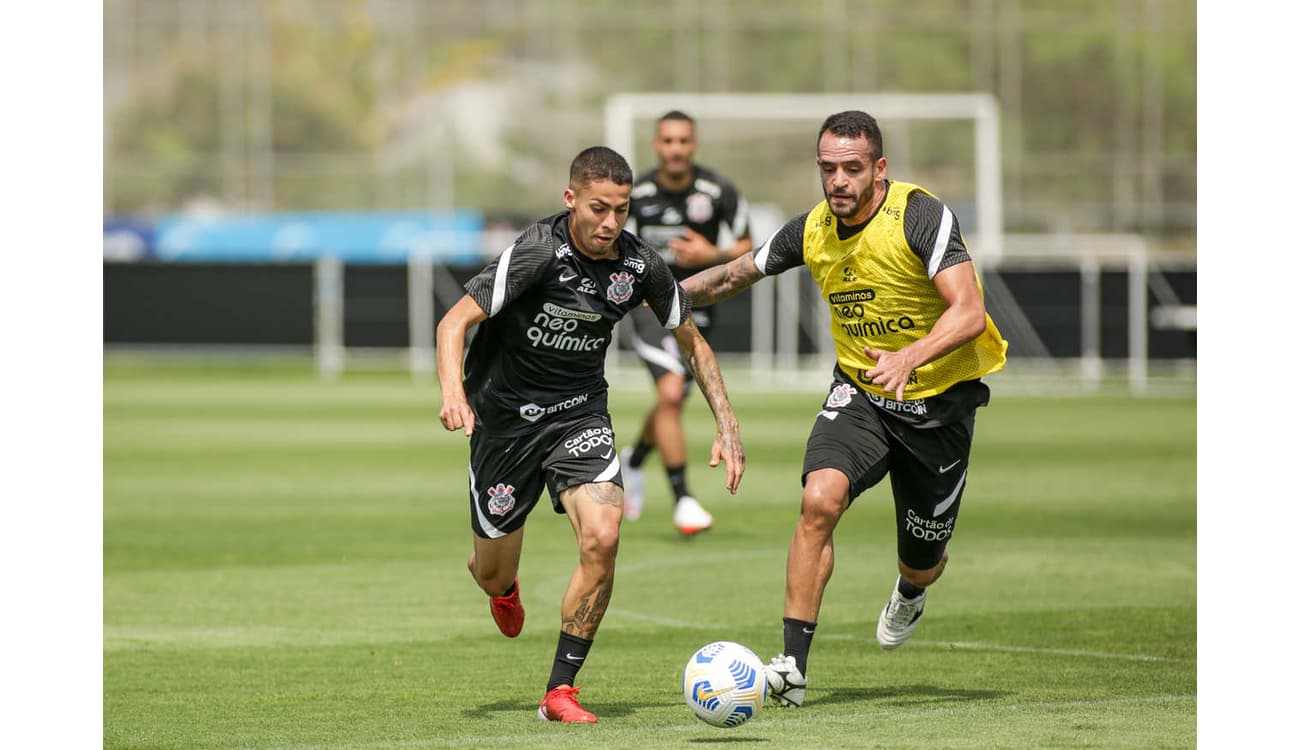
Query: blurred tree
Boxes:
[
  {"xmin": 107, "ymin": 1, "xmax": 378, "ymax": 214},
  {"xmin": 103, "ymin": 0, "xmax": 1195, "ymax": 238}
]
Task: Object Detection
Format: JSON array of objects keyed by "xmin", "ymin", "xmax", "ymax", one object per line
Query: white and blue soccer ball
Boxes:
[{"xmin": 682, "ymin": 640, "xmax": 767, "ymax": 728}]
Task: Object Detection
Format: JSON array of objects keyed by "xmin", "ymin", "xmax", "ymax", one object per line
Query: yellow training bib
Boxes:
[{"xmin": 801, "ymin": 182, "xmax": 1007, "ymax": 399}]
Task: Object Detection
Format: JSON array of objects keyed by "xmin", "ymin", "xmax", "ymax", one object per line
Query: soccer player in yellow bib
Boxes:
[{"xmin": 681, "ymin": 110, "xmax": 1007, "ymax": 707}]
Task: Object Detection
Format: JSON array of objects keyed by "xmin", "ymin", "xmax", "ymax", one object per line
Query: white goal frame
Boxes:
[
  {"xmin": 603, "ymin": 92, "xmax": 1003, "ymax": 386},
  {"xmin": 605, "ymin": 92, "xmax": 1003, "ymax": 258}
]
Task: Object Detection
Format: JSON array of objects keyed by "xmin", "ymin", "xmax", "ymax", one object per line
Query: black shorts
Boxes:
[
  {"xmin": 801, "ymin": 370, "xmax": 988, "ymax": 570},
  {"xmin": 467, "ymin": 413, "xmax": 622, "ymax": 538},
  {"xmin": 624, "ymin": 303, "xmax": 713, "ymax": 383}
]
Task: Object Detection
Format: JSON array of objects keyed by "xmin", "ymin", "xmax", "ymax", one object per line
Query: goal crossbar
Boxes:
[{"xmin": 604, "ymin": 92, "xmax": 1002, "ymax": 259}]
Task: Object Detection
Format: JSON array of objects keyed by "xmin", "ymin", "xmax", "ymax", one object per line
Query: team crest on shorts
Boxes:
[
  {"xmin": 826, "ymin": 382, "xmax": 854, "ymax": 409},
  {"xmin": 606, "ymin": 271, "xmax": 635, "ymax": 304},
  {"xmin": 486, "ymin": 483, "xmax": 516, "ymax": 515}
]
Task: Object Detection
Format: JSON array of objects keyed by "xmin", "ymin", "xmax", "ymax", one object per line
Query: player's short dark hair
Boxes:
[
  {"xmin": 818, "ymin": 111, "xmax": 884, "ymax": 160},
  {"xmin": 569, "ymin": 146, "xmax": 634, "ymax": 188},
  {"xmin": 658, "ymin": 110, "xmax": 695, "ymax": 127}
]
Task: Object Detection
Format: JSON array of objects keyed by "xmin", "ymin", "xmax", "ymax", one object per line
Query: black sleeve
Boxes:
[
  {"xmin": 635, "ymin": 238, "xmax": 692, "ymax": 329},
  {"xmin": 463, "ymin": 234, "xmax": 553, "ymax": 317},
  {"xmin": 903, "ymin": 191, "xmax": 971, "ymax": 278},
  {"xmin": 751, "ymin": 212, "xmax": 810, "ymax": 275}
]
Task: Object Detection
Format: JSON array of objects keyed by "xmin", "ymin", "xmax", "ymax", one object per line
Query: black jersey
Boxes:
[
  {"xmin": 627, "ymin": 165, "xmax": 750, "ymax": 281},
  {"xmin": 462, "ymin": 212, "xmax": 691, "ymax": 436}
]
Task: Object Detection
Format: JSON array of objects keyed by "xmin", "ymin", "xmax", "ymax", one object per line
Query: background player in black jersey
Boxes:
[
  {"xmin": 436, "ymin": 146, "xmax": 746, "ymax": 723},
  {"xmin": 681, "ymin": 111, "xmax": 1007, "ymax": 707},
  {"xmin": 619, "ymin": 110, "xmax": 753, "ymax": 536}
]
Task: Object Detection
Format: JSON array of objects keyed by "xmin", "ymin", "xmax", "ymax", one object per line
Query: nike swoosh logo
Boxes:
[
  {"xmin": 559, "ymin": 271, "xmax": 578, "ymax": 282},
  {"xmin": 601, "ymin": 449, "xmax": 613, "ymax": 459},
  {"xmin": 938, "ymin": 460, "xmax": 962, "ymax": 473},
  {"xmin": 565, "ymin": 653, "xmax": 585, "ymax": 662},
  {"xmin": 694, "ymin": 684, "xmax": 734, "ymax": 701},
  {"xmin": 817, "ymin": 410, "xmax": 839, "ymax": 421},
  {"xmin": 802, "ymin": 627, "xmax": 816, "ymax": 634},
  {"xmin": 933, "ymin": 469, "xmax": 968, "ymax": 516}
]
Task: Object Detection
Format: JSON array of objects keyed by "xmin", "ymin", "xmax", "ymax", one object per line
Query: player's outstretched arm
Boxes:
[
  {"xmin": 435, "ymin": 295, "xmax": 488, "ymax": 436},
  {"xmin": 671, "ymin": 316, "xmax": 745, "ymax": 494},
  {"xmin": 680, "ymin": 253, "xmax": 764, "ymax": 308}
]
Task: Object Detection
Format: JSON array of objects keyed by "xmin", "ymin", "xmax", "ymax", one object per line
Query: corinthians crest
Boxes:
[
  {"xmin": 486, "ymin": 483, "xmax": 516, "ymax": 515},
  {"xmin": 686, "ymin": 192, "xmax": 714, "ymax": 223},
  {"xmin": 826, "ymin": 382, "xmax": 854, "ymax": 409},
  {"xmin": 606, "ymin": 271, "xmax": 635, "ymax": 304}
]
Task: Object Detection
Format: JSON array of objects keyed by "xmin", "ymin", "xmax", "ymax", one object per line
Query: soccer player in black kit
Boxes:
[
  {"xmin": 620, "ymin": 110, "xmax": 753, "ymax": 536},
  {"xmin": 436, "ymin": 146, "xmax": 746, "ymax": 723}
]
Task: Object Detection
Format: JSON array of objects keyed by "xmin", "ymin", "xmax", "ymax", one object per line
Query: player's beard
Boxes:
[{"xmin": 825, "ymin": 182, "xmax": 874, "ymax": 221}]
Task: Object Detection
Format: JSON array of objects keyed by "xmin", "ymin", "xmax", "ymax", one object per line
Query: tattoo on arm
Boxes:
[
  {"xmin": 684, "ymin": 255, "xmax": 762, "ymax": 307},
  {"xmin": 682, "ymin": 336, "xmax": 739, "ymax": 437}
]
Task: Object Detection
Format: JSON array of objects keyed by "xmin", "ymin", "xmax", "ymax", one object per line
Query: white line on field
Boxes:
[
  {"xmin": 604, "ymin": 608, "xmax": 704, "ymax": 628},
  {"xmin": 265, "ymin": 694, "xmax": 1197, "ymax": 750},
  {"xmin": 802, "ymin": 693, "xmax": 1196, "ymax": 725},
  {"xmin": 537, "ymin": 548, "xmax": 784, "ymax": 629},
  {"xmin": 541, "ymin": 547, "xmax": 1194, "ymax": 666},
  {"xmin": 819, "ymin": 633, "xmax": 1194, "ymax": 663}
]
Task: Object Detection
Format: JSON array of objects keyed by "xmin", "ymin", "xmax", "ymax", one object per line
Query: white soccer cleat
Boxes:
[
  {"xmin": 876, "ymin": 580, "xmax": 927, "ymax": 650},
  {"xmin": 673, "ymin": 496, "xmax": 713, "ymax": 536},
  {"xmin": 620, "ymin": 447, "xmax": 644, "ymax": 522},
  {"xmin": 764, "ymin": 653, "xmax": 806, "ymax": 707}
]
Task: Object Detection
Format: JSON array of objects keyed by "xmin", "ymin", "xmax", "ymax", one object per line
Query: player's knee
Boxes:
[
  {"xmin": 800, "ymin": 479, "xmax": 849, "ymax": 525},
  {"xmin": 899, "ymin": 552, "xmax": 948, "ymax": 587},
  {"xmin": 580, "ymin": 524, "xmax": 621, "ymax": 563},
  {"xmin": 655, "ymin": 396, "xmax": 685, "ymax": 413},
  {"xmin": 655, "ymin": 374, "xmax": 688, "ymax": 408},
  {"xmin": 474, "ymin": 564, "xmax": 515, "ymax": 596},
  {"xmin": 655, "ymin": 386, "xmax": 687, "ymax": 410}
]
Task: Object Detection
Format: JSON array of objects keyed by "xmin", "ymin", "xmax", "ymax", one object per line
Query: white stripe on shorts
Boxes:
[
  {"xmin": 469, "ymin": 462, "xmax": 507, "ymax": 538},
  {"xmin": 593, "ymin": 454, "xmax": 620, "ymax": 483}
]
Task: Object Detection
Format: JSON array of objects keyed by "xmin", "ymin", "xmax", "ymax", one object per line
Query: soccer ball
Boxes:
[{"xmin": 682, "ymin": 641, "xmax": 767, "ymax": 728}]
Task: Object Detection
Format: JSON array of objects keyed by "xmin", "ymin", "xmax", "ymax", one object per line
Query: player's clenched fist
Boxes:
[{"xmin": 440, "ymin": 398, "xmax": 476, "ymax": 436}]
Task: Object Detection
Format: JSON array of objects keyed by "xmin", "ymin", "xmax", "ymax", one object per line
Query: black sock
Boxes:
[
  {"xmin": 782, "ymin": 617, "xmax": 816, "ymax": 675},
  {"xmin": 547, "ymin": 632, "xmax": 593, "ymax": 691},
  {"xmin": 497, "ymin": 580, "xmax": 516, "ymax": 598},
  {"xmin": 628, "ymin": 439, "xmax": 654, "ymax": 467},
  {"xmin": 897, "ymin": 576, "xmax": 925, "ymax": 599},
  {"xmin": 666, "ymin": 465, "xmax": 690, "ymax": 501}
]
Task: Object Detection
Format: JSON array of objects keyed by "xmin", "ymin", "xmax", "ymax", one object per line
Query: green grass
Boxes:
[{"xmin": 104, "ymin": 361, "xmax": 1196, "ymax": 748}]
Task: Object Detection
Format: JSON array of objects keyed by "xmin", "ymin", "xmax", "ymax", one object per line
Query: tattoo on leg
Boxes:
[
  {"xmin": 585, "ymin": 482, "xmax": 621, "ymax": 507},
  {"xmin": 562, "ymin": 578, "xmax": 614, "ymax": 638}
]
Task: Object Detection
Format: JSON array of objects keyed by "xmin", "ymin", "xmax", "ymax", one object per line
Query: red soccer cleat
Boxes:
[
  {"xmin": 537, "ymin": 685, "xmax": 598, "ymax": 723},
  {"xmin": 489, "ymin": 578, "xmax": 524, "ymax": 638}
]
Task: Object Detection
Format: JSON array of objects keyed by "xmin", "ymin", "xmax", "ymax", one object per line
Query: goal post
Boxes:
[
  {"xmin": 604, "ymin": 92, "xmax": 1003, "ymax": 259},
  {"xmin": 603, "ymin": 93, "xmax": 1004, "ymax": 386}
]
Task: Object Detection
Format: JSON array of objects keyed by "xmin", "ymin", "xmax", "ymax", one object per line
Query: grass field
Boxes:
[{"xmin": 103, "ymin": 360, "xmax": 1196, "ymax": 748}]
